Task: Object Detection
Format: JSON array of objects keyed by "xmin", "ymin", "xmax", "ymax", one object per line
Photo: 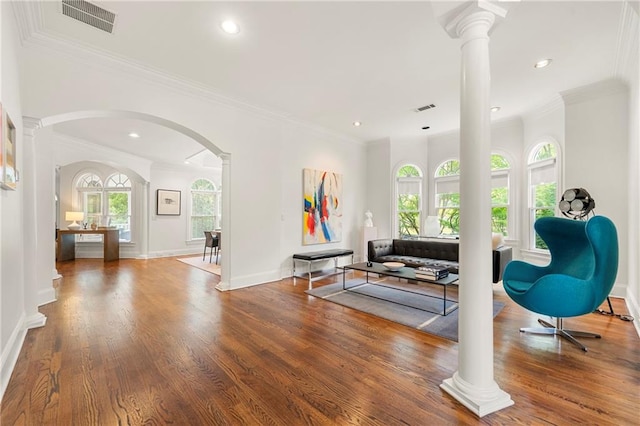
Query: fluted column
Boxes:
[{"xmin": 437, "ymin": 2, "xmax": 513, "ymax": 417}]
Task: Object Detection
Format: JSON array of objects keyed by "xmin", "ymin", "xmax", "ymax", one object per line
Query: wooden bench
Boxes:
[{"xmin": 292, "ymin": 249, "xmax": 354, "ymax": 289}]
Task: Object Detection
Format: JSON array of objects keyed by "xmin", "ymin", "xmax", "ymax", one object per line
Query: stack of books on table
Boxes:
[{"xmin": 415, "ymin": 266, "xmax": 449, "ymax": 280}]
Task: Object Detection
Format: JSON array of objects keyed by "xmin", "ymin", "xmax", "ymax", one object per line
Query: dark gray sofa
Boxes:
[{"xmin": 368, "ymin": 238, "xmax": 512, "ymax": 283}]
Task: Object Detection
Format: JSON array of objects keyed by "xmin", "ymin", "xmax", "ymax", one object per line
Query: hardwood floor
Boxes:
[{"xmin": 1, "ymin": 257, "xmax": 638, "ymax": 425}]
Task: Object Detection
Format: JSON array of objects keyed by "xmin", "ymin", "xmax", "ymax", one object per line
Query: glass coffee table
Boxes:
[{"xmin": 342, "ymin": 262, "xmax": 459, "ymax": 316}]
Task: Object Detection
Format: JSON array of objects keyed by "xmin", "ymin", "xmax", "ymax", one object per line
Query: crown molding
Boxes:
[
  {"xmin": 613, "ymin": 1, "xmax": 639, "ymax": 81},
  {"xmin": 560, "ymin": 78, "xmax": 628, "ymax": 106},
  {"xmin": 10, "ymin": 1, "xmax": 44, "ymax": 45},
  {"xmin": 22, "ymin": 116, "xmax": 43, "ymax": 134},
  {"xmin": 12, "ymin": 2, "xmax": 362, "ymax": 147}
]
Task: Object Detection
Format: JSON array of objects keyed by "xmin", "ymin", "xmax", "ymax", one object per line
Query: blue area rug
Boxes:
[{"xmin": 306, "ymin": 281, "xmax": 504, "ymax": 342}]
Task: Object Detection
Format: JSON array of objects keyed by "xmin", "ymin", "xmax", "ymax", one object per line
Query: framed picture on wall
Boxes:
[
  {"xmin": 1, "ymin": 105, "xmax": 17, "ymax": 191},
  {"xmin": 302, "ymin": 168, "xmax": 343, "ymax": 245},
  {"xmin": 157, "ymin": 189, "xmax": 181, "ymax": 215}
]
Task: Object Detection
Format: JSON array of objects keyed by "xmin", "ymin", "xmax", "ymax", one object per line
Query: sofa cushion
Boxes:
[{"xmin": 392, "ymin": 239, "xmax": 459, "ymax": 262}]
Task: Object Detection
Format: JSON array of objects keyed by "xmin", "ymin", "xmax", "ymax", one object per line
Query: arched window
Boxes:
[
  {"xmin": 190, "ymin": 178, "xmax": 219, "ymax": 239},
  {"xmin": 77, "ymin": 173, "xmax": 103, "ymax": 228},
  {"xmin": 434, "ymin": 156, "xmax": 511, "ymax": 237},
  {"xmin": 395, "ymin": 164, "xmax": 423, "ymax": 238},
  {"xmin": 528, "ymin": 142, "xmax": 558, "ymax": 249},
  {"xmin": 491, "ymin": 154, "xmax": 511, "ymax": 236},
  {"xmin": 434, "ymin": 160, "xmax": 460, "ymax": 235},
  {"xmin": 76, "ymin": 172, "xmax": 132, "ymax": 242}
]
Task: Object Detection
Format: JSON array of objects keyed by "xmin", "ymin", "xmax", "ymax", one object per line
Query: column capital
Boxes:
[{"xmin": 435, "ymin": 1, "xmax": 508, "ymax": 40}]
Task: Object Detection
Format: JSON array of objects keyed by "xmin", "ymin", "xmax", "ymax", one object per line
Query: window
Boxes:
[
  {"xmin": 190, "ymin": 179, "xmax": 219, "ymax": 240},
  {"xmin": 434, "ymin": 160, "xmax": 460, "ymax": 235},
  {"xmin": 491, "ymin": 154, "xmax": 511, "ymax": 236},
  {"xmin": 528, "ymin": 142, "xmax": 558, "ymax": 250},
  {"xmin": 77, "ymin": 173, "xmax": 103, "ymax": 227},
  {"xmin": 395, "ymin": 165, "xmax": 423, "ymax": 238},
  {"xmin": 434, "ymin": 156, "xmax": 511, "ymax": 236},
  {"xmin": 76, "ymin": 172, "xmax": 132, "ymax": 242}
]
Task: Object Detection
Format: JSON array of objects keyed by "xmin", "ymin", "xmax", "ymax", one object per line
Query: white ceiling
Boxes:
[{"xmin": 20, "ymin": 1, "xmax": 628, "ymax": 166}]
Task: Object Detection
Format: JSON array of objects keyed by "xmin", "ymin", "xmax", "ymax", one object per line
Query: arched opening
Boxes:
[{"xmin": 28, "ymin": 109, "xmax": 231, "ymax": 289}]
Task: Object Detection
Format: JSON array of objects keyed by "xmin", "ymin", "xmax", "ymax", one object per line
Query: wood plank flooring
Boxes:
[{"xmin": 1, "ymin": 257, "xmax": 639, "ymax": 425}]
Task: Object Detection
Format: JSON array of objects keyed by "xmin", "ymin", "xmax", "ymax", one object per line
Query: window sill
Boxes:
[{"xmin": 520, "ymin": 249, "xmax": 550, "ymax": 264}]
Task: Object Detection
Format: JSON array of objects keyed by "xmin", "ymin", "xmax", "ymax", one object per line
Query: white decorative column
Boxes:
[
  {"xmin": 437, "ymin": 2, "xmax": 513, "ymax": 417},
  {"xmin": 22, "ymin": 118, "xmax": 48, "ymax": 329},
  {"xmin": 215, "ymin": 152, "xmax": 231, "ymax": 291},
  {"xmin": 140, "ymin": 181, "xmax": 150, "ymax": 258}
]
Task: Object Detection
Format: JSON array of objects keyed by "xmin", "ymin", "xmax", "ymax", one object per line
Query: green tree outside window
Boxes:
[
  {"xmin": 396, "ymin": 165, "xmax": 422, "ymax": 238},
  {"xmin": 191, "ymin": 179, "xmax": 216, "ymax": 239}
]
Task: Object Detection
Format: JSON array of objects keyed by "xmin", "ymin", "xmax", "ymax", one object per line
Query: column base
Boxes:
[{"xmin": 441, "ymin": 372, "xmax": 513, "ymax": 417}]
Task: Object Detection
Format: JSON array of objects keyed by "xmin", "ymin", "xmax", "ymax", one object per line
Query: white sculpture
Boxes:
[{"xmin": 364, "ymin": 210, "xmax": 374, "ymax": 227}]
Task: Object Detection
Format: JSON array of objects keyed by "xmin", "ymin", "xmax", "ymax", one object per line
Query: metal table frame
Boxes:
[{"xmin": 342, "ymin": 262, "xmax": 459, "ymax": 316}]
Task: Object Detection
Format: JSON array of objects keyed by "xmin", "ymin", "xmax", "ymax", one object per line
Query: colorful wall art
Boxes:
[
  {"xmin": 1, "ymin": 105, "xmax": 17, "ymax": 190},
  {"xmin": 303, "ymin": 168, "xmax": 343, "ymax": 245}
]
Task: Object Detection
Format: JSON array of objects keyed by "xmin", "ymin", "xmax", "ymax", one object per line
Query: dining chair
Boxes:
[{"xmin": 203, "ymin": 231, "xmax": 219, "ymax": 263}]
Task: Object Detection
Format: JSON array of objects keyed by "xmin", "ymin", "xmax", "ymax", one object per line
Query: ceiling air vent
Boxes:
[
  {"xmin": 415, "ymin": 103, "xmax": 436, "ymax": 112},
  {"xmin": 62, "ymin": 0, "xmax": 116, "ymax": 33}
]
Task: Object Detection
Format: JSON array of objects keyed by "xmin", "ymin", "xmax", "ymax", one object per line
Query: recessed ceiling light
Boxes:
[
  {"xmin": 128, "ymin": 132, "xmax": 140, "ymax": 138},
  {"xmin": 353, "ymin": 121, "xmax": 362, "ymax": 127},
  {"xmin": 534, "ymin": 59, "xmax": 552, "ymax": 68},
  {"xmin": 490, "ymin": 106, "xmax": 501, "ymax": 113},
  {"xmin": 221, "ymin": 20, "xmax": 240, "ymax": 34}
]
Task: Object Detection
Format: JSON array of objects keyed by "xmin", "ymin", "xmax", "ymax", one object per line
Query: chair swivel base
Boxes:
[{"xmin": 519, "ymin": 318, "xmax": 601, "ymax": 352}]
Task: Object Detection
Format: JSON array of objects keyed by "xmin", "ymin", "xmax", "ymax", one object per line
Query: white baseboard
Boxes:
[
  {"xmin": 624, "ymin": 288, "xmax": 640, "ymax": 337},
  {"xmin": 147, "ymin": 249, "xmax": 201, "ymax": 258},
  {"xmin": 0, "ymin": 313, "xmax": 27, "ymax": 402},
  {"xmin": 1, "ymin": 311, "xmax": 47, "ymax": 402},
  {"xmin": 38, "ymin": 287, "xmax": 57, "ymax": 307},
  {"xmin": 226, "ymin": 270, "xmax": 282, "ymax": 291}
]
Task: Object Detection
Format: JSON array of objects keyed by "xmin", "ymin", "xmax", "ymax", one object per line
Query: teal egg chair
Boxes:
[{"xmin": 502, "ymin": 215, "xmax": 618, "ymax": 351}]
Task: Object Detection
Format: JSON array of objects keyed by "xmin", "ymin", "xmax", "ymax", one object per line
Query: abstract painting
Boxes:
[
  {"xmin": 303, "ymin": 168, "xmax": 342, "ymax": 245},
  {"xmin": 1, "ymin": 106, "xmax": 17, "ymax": 191}
]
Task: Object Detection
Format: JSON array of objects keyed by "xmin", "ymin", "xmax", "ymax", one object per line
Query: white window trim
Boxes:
[
  {"xmin": 526, "ymin": 141, "xmax": 562, "ymax": 251},
  {"xmin": 73, "ymin": 171, "xmax": 133, "ymax": 243},
  {"xmin": 393, "ymin": 163, "xmax": 424, "ymax": 239},
  {"xmin": 188, "ymin": 179, "xmax": 219, "ymax": 242}
]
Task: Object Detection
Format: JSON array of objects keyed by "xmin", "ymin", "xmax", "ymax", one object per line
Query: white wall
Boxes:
[
  {"xmin": 280, "ymin": 123, "xmax": 367, "ymax": 268},
  {"xmin": 366, "ymin": 138, "xmax": 392, "ymax": 239},
  {"xmin": 0, "ymin": 0, "xmax": 27, "ymax": 398},
  {"xmin": 561, "ymin": 79, "xmax": 629, "ymax": 294},
  {"xmin": 620, "ymin": 1, "xmax": 639, "ymax": 332}
]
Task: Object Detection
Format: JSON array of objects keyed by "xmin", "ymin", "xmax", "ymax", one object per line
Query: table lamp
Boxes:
[{"xmin": 65, "ymin": 211, "xmax": 84, "ymax": 230}]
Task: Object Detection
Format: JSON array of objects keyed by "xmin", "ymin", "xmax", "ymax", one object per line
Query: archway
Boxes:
[{"xmin": 24, "ymin": 110, "xmax": 232, "ymax": 296}]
